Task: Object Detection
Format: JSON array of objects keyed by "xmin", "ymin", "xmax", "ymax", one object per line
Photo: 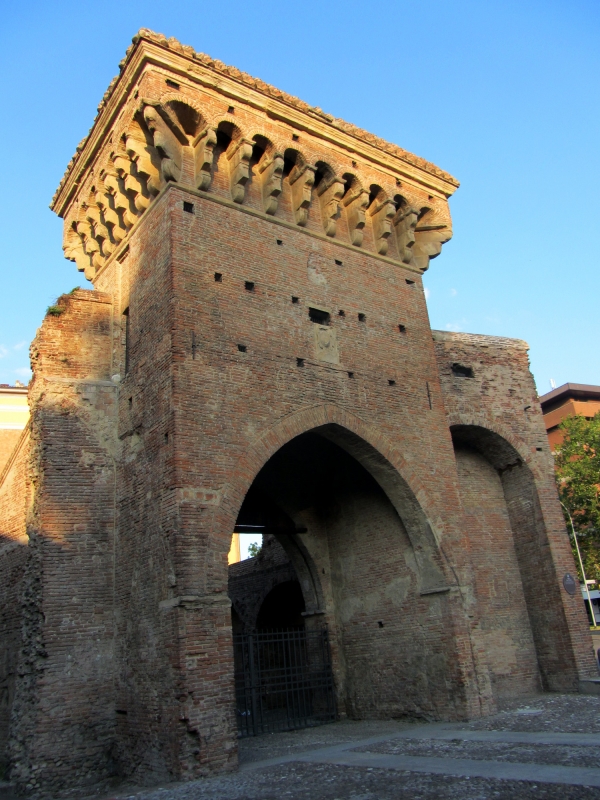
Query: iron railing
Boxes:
[{"xmin": 233, "ymin": 626, "xmax": 336, "ymax": 737}]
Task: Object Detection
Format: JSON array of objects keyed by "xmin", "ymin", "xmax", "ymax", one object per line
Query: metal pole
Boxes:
[{"xmin": 561, "ymin": 501, "xmax": 595, "ymax": 624}]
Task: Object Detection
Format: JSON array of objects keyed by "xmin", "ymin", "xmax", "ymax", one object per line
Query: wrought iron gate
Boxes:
[{"xmin": 233, "ymin": 626, "xmax": 336, "ymax": 737}]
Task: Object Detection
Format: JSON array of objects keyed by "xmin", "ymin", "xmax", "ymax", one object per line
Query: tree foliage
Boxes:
[
  {"xmin": 248, "ymin": 541, "xmax": 262, "ymax": 558},
  {"xmin": 554, "ymin": 412, "xmax": 600, "ymax": 583}
]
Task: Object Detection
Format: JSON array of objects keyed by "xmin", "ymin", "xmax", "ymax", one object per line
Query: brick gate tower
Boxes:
[{"xmin": 0, "ymin": 29, "xmax": 594, "ymax": 796}]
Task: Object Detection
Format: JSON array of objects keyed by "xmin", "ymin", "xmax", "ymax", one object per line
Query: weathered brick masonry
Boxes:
[{"xmin": 0, "ymin": 28, "xmax": 594, "ymax": 796}]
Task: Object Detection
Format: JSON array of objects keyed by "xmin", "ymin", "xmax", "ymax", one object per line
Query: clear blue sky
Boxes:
[{"xmin": 1, "ymin": 0, "xmax": 598, "ymax": 394}]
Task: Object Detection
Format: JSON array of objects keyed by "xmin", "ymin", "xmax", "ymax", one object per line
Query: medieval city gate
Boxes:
[{"xmin": 0, "ymin": 29, "xmax": 594, "ymax": 797}]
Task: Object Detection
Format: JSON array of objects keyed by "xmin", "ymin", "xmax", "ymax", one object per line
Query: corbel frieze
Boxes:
[
  {"xmin": 142, "ymin": 105, "xmax": 183, "ymax": 183},
  {"xmin": 412, "ymin": 225, "xmax": 452, "ymax": 271},
  {"xmin": 84, "ymin": 198, "xmax": 115, "ymax": 259},
  {"xmin": 368, "ymin": 194, "xmax": 396, "ymax": 255},
  {"xmin": 95, "ymin": 177, "xmax": 126, "ymax": 244},
  {"xmin": 113, "ymin": 150, "xmax": 148, "ymax": 213},
  {"xmin": 342, "ymin": 184, "xmax": 370, "ymax": 246},
  {"xmin": 257, "ymin": 151, "xmax": 284, "ymax": 215},
  {"xmin": 289, "ymin": 162, "xmax": 316, "ymax": 227},
  {"xmin": 63, "ymin": 228, "xmax": 94, "ymax": 280},
  {"xmin": 316, "ymin": 174, "xmax": 345, "ymax": 237},
  {"xmin": 393, "ymin": 205, "xmax": 419, "ymax": 264},
  {"xmin": 75, "ymin": 208, "xmax": 103, "ymax": 271},
  {"xmin": 226, "ymin": 138, "xmax": 254, "ymax": 203},
  {"xmin": 193, "ymin": 127, "xmax": 217, "ymax": 190},
  {"xmin": 103, "ymin": 167, "xmax": 137, "ymax": 229},
  {"xmin": 125, "ymin": 131, "xmax": 162, "ymax": 197}
]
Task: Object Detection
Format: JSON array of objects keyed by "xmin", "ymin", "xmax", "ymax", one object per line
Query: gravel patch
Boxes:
[
  {"xmin": 93, "ymin": 761, "xmax": 600, "ymax": 800},
  {"xmin": 353, "ymin": 737, "xmax": 600, "ymax": 768},
  {"xmin": 460, "ymin": 694, "xmax": 600, "ymax": 733}
]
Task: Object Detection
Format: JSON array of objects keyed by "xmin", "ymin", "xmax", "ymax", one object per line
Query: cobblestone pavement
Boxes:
[{"xmin": 65, "ymin": 694, "xmax": 600, "ymax": 799}]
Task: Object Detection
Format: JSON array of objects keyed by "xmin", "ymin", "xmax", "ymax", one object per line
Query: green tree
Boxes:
[
  {"xmin": 554, "ymin": 411, "xmax": 600, "ymax": 584},
  {"xmin": 248, "ymin": 541, "xmax": 262, "ymax": 558}
]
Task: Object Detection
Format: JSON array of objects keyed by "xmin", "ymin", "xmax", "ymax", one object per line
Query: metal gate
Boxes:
[{"xmin": 233, "ymin": 626, "xmax": 336, "ymax": 737}]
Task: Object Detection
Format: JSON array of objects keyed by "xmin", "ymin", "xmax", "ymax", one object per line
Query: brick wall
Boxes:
[
  {"xmin": 7, "ymin": 291, "xmax": 118, "ymax": 794},
  {"xmin": 0, "ymin": 431, "xmax": 22, "ymax": 475},
  {"xmin": 0, "ymin": 427, "xmax": 29, "ymax": 768}
]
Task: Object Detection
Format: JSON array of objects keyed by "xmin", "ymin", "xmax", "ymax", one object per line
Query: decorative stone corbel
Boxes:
[
  {"xmin": 393, "ymin": 204, "xmax": 419, "ymax": 264},
  {"xmin": 63, "ymin": 228, "xmax": 94, "ymax": 280},
  {"xmin": 192, "ymin": 127, "xmax": 217, "ymax": 190},
  {"xmin": 102, "ymin": 167, "xmax": 137, "ymax": 229},
  {"xmin": 76, "ymin": 209, "xmax": 103, "ymax": 271},
  {"xmin": 226, "ymin": 137, "xmax": 254, "ymax": 203},
  {"xmin": 95, "ymin": 176, "xmax": 126, "ymax": 244},
  {"xmin": 342, "ymin": 185, "xmax": 370, "ymax": 246},
  {"xmin": 85, "ymin": 197, "xmax": 114, "ymax": 258},
  {"xmin": 316, "ymin": 174, "xmax": 345, "ymax": 237},
  {"xmin": 412, "ymin": 225, "xmax": 452, "ymax": 271},
  {"xmin": 143, "ymin": 106, "xmax": 183, "ymax": 183},
  {"xmin": 289, "ymin": 162, "xmax": 316, "ymax": 227},
  {"xmin": 113, "ymin": 152, "xmax": 148, "ymax": 214},
  {"xmin": 257, "ymin": 151, "xmax": 284, "ymax": 215},
  {"xmin": 125, "ymin": 132, "xmax": 161, "ymax": 197},
  {"xmin": 368, "ymin": 193, "xmax": 396, "ymax": 255}
]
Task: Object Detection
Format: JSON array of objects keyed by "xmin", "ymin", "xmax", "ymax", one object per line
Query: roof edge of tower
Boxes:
[{"xmin": 50, "ymin": 29, "xmax": 459, "ymax": 215}]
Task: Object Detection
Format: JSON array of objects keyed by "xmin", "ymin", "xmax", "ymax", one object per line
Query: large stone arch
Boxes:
[
  {"xmin": 218, "ymin": 405, "xmax": 454, "ymax": 597},
  {"xmin": 221, "ymin": 405, "xmax": 490, "ymax": 719}
]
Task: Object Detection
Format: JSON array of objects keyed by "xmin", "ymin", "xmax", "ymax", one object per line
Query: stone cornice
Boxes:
[{"xmin": 51, "ymin": 29, "xmax": 459, "ymax": 217}]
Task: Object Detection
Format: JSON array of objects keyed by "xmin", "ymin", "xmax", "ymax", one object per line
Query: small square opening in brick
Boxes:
[
  {"xmin": 292, "ymin": 133, "xmax": 299, "ymax": 141},
  {"xmin": 214, "ymin": 272, "xmax": 223, "ymax": 282},
  {"xmin": 398, "ymin": 324, "xmax": 406, "ymax": 333},
  {"xmin": 338, "ymin": 310, "xmax": 345, "ymax": 317},
  {"xmin": 183, "ymin": 201, "xmax": 194, "ymax": 214},
  {"xmin": 166, "ymin": 78, "xmax": 180, "ymax": 89},
  {"xmin": 292, "ymin": 296, "xmax": 299, "ymax": 304},
  {"xmin": 451, "ymin": 363, "xmax": 474, "ymax": 378},
  {"xmin": 388, "ymin": 380, "xmax": 396, "ymax": 386},
  {"xmin": 228, "ymin": 106, "xmax": 235, "ymax": 113},
  {"xmin": 237, "ymin": 344, "xmax": 247, "ymax": 353},
  {"xmin": 347, "ymin": 371, "xmax": 354, "ymax": 379},
  {"xmin": 245, "ymin": 281, "xmax": 255, "ymax": 292},
  {"xmin": 277, "ymin": 239, "xmax": 283, "ymax": 246},
  {"xmin": 335, "ymin": 259, "xmax": 343, "ymax": 266},
  {"xmin": 358, "ymin": 313, "xmax": 366, "ymax": 322},
  {"xmin": 309, "ymin": 307, "xmax": 330, "ymax": 325},
  {"xmin": 296, "ymin": 357, "xmax": 304, "ymax": 367},
  {"xmin": 405, "ymin": 279, "xmax": 415, "ymax": 285}
]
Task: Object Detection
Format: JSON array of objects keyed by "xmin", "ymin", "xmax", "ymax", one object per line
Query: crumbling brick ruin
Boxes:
[{"xmin": 0, "ymin": 29, "xmax": 595, "ymax": 796}]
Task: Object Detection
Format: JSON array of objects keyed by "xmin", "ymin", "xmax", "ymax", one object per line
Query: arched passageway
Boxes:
[
  {"xmin": 228, "ymin": 426, "xmax": 469, "ymax": 726},
  {"xmin": 451, "ymin": 424, "xmax": 578, "ymax": 695}
]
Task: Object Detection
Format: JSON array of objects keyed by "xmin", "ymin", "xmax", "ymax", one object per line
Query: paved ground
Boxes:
[{"xmin": 6, "ymin": 693, "xmax": 600, "ymax": 799}]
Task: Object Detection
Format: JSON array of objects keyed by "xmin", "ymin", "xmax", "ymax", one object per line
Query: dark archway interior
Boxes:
[
  {"xmin": 243, "ymin": 431, "xmax": 385, "ymax": 519},
  {"xmin": 256, "ymin": 581, "xmax": 305, "ymax": 629}
]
